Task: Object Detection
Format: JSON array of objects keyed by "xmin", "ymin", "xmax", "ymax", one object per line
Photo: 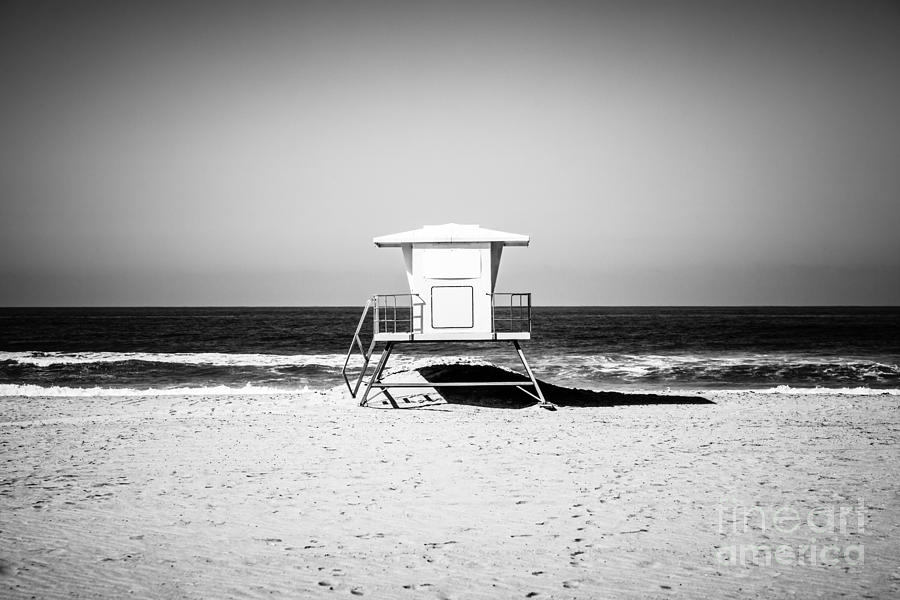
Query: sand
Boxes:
[{"xmin": 2, "ymin": 366, "xmax": 899, "ymax": 599}]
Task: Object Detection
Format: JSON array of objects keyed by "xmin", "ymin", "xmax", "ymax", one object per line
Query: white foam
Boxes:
[
  {"xmin": 6, "ymin": 350, "xmax": 896, "ymax": 374},
  {"xmin": 0, "ymin": 383, "xmax": 311, "ymax": 398},
  {"xmin": 0, "ymin": 350, "xmax": 482, "ymax": 373},
  {"xmin": 718, "ymin": 386, "xmax": 900, "ymax": 396},
  {"xmin": 0, "ymin": 351, "xmax": 350, "ymax": 368},
  {"xmin": 534, "ymin": 353, "xmax": 899, "ymax": 382}
]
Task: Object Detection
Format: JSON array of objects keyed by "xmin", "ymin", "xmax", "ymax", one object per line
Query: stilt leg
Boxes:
[
  {"xmin": 513, "ymin": 340, "xmax": 556, "ymax": 410},
  {"xmin": 360, "ymin": 342, "xmax": 394, "ymax": 407}
]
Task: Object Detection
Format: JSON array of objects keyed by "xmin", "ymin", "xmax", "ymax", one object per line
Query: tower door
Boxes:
[{"xmin": 431, "ymin": 286, "xmax": 474, "ymax": 329}]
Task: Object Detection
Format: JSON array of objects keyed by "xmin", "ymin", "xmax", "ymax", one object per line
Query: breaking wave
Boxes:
[
  {"xmin": 531, "ymin": 353, "xmax": 900, "ymax": 386},
  {"xmin": 0, "ymin": 351, "xmax": 349, "ymax": 368},
  {"xmin": 1, "ymin": 350, "xmax": 898, "ymax": 395}
]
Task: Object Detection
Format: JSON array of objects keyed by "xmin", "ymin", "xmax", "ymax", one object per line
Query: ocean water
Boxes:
[{"xmin": 1, "ymin": 307, "xmax": 899, "ymax": 396}]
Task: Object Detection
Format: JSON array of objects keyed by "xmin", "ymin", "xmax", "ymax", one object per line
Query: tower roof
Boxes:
[{"xmin": 373, "ymin": 223, "xmax": 529, "ymax": 247}]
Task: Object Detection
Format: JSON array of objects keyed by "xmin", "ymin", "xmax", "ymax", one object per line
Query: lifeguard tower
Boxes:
[{"xmin": 341, "ymin": 223, "xmax": 554, "ymax": 409}]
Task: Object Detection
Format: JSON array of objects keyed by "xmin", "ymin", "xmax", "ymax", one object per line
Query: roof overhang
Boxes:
[{"xmin": 373, "ymin": 223, "xmax": 529, "ymax": 247}]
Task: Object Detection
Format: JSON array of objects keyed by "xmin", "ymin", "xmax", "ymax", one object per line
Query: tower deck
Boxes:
[{"xmin": 373, "ymin": 331, "xmax": 530, "ymax": 342}]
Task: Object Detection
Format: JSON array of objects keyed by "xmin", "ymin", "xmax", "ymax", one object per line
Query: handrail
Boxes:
[{"xmin": 341, "ymin": 297, "xmax": 376, "ymax": 397}]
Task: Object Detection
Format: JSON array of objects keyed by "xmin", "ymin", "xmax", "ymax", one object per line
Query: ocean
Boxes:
[{"xmin": 2, "ymin": 307, "xmax": 899, "ymax": 396}]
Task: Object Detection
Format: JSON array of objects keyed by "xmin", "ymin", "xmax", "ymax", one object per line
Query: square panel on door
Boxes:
[{"xmin": 431, "ymin": 286, "xmax": 474, "ymax": 328}]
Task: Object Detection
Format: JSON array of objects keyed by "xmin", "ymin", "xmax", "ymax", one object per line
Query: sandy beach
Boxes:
[{"xmin": 2, "ymin": 368, "xmax": 899, "ymax": 599}]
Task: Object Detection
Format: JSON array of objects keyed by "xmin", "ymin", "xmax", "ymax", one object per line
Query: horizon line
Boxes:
[{"xmin": 3, "ymin": 304, "xmax": 899, "ymax": 309}]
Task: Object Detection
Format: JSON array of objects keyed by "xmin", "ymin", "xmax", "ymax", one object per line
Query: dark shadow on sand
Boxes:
[{"xmin": 418, "ymin": 364, "xmax": 714, "ymax": 409}]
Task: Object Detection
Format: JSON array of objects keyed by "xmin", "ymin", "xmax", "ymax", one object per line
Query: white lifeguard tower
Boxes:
[{"xmin": 341, "ymin": 223, "xmax": 553, "ymax": 409}]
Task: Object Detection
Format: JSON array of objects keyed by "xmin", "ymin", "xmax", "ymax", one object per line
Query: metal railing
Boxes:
[
  {"xmin": 364, "ymin": 292, "xmax": 531, "ymax": 335},
  {"xmin": 341, "ymin": 297, "xmax": 375, "ymax": 397},
  {"xmin": 374, "ymin": 294, "xmax": 425, "ymax": 335},
  {"xmin": 491, "ymin": 292, "xmax": 532, "ymax": 334}
]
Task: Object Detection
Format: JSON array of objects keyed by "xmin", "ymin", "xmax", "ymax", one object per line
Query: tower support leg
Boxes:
[
  {"xmin": 360, "ymin": 342, "xmax": 394, "ymax": 407},
  {"xmin": 512, "ymin": 340, "xmax": 556, "ymax": 410}
]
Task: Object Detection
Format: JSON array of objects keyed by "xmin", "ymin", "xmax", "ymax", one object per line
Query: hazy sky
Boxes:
[{"xmin": 2, "ymin": 0, "xmax": 899, "ymax": 305}]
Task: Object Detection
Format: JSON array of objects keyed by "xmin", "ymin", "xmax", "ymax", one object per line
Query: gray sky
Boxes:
[{"xmin": 2, "ymin": 0, "xmax": 899, "ymax": 305}]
